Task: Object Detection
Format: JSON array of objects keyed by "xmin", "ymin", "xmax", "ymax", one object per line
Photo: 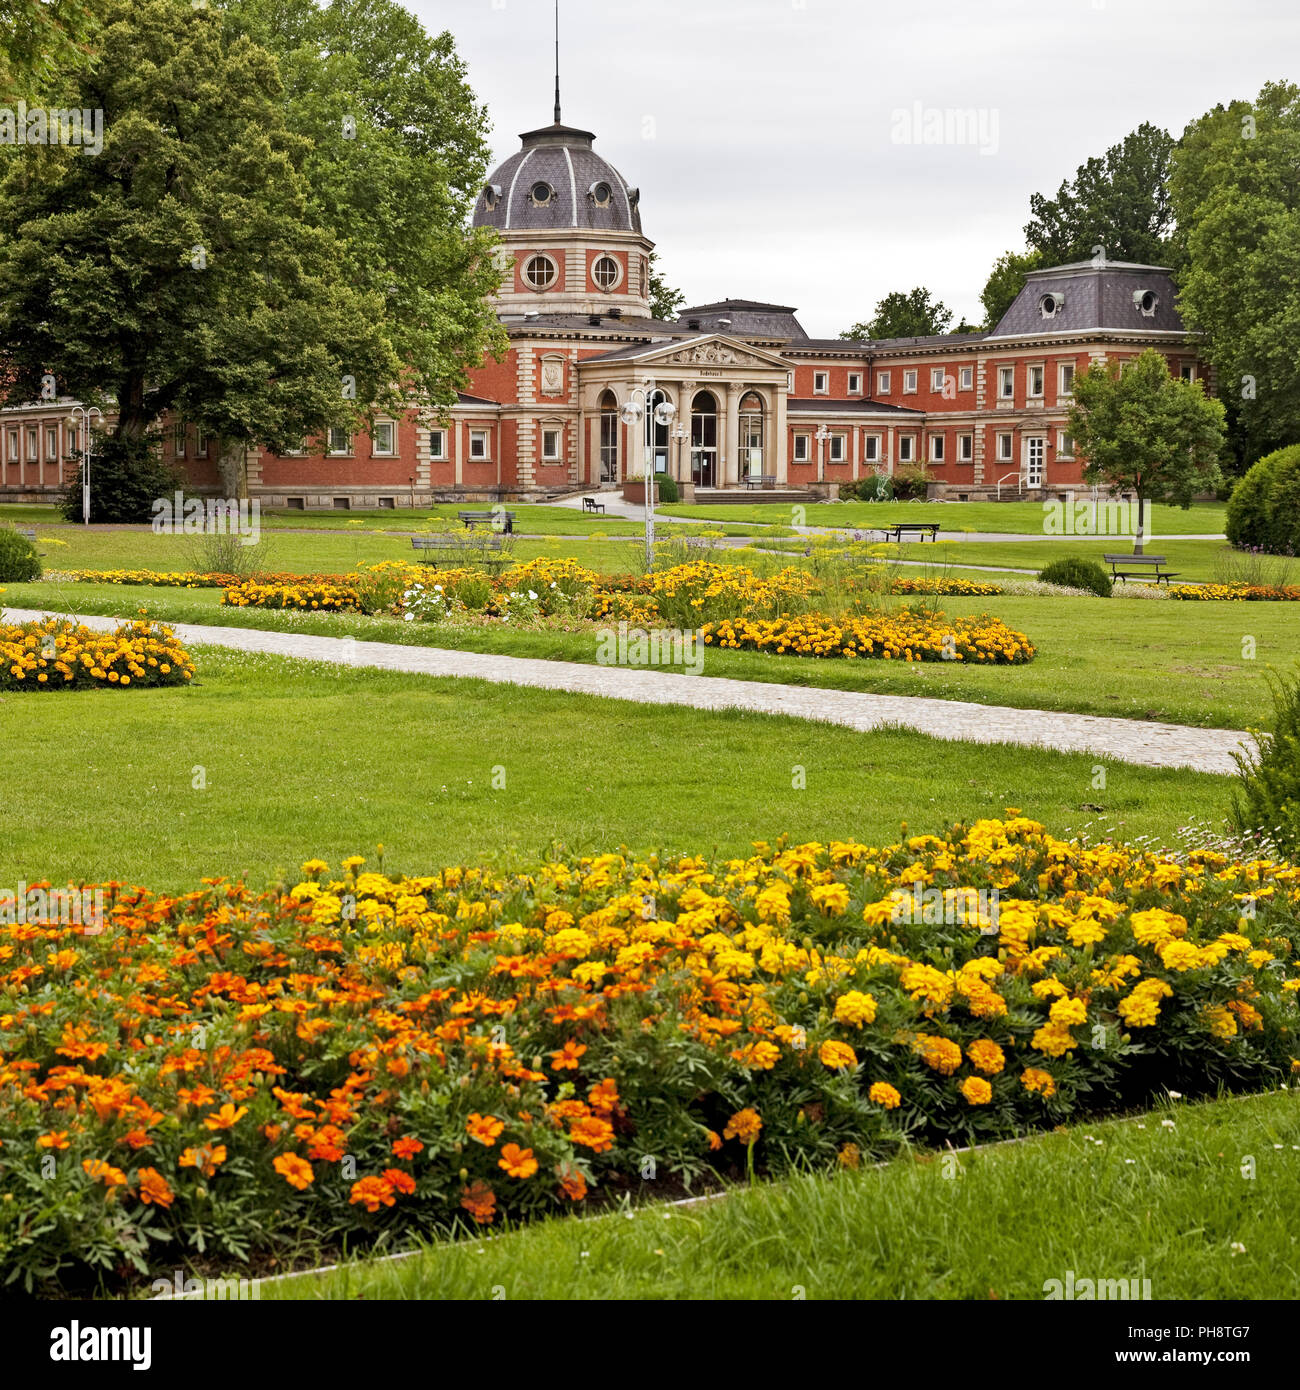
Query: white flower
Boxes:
[
  {"xmin": 1161, "ymin": 1119, "xmax": 1176, "ymax": 1129},
  {"xmin": 528, "ymin": 590, "xmax": 538, "ymax": 600},
  {"xmin": 1230, "ymin": 1242, "xmax": 1246, "ymax": 1255},
  {"xmin": 1167, "ymin": 1090, "xmax": 1183, "ymax": 1100},
  {"xmin": 404, "ymin": 612, "xmax": 415, "ymax": 622}
]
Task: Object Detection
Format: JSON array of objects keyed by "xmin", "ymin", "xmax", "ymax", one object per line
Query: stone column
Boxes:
[
  {"xmin": 724, "ymin": 381, "xmax": 741, "ymax": 487},
  {"xmin": 773, "ymin": 383, "xmax": 788, "ymax": 484}
]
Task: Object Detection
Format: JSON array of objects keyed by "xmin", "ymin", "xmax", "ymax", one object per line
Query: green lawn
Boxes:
[
  {"xmin": 7, "ymin": 578, "xmax": 1293, "ymax": 729},
  {"xmin": 0, "ymin": 647, "xmax": 1232, "ymax": 890},
  {"xmin": 661, "ymin": 498, "xmax": 1228, "ymax": 536},
  {"xmin": 261, "ymin": 1088, "xmax": 1300, "ymax": 1300}
]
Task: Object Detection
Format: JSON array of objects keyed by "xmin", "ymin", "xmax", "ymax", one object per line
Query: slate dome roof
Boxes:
[{"xmin": 473, "ymin": 122, "xmax": 643, "ymax": 236}]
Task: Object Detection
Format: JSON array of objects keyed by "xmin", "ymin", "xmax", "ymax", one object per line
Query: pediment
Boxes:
[{"xmin": 653, "ymin": 335, "xmax": 788, "ymax": 370}]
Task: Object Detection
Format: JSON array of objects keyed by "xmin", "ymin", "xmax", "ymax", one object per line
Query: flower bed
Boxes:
[
  {"xmin": 1168, "ymin": 583, "xmax": 1300, "ymax": 602},
  {"xmin": 60, "ymin": 569, "xmax": 335, "ymax": 589},
  {"xmin": 0, "ymin": 617, "xmax": 194, "ymax": 690},
  {"xmin": 702, "ymin": 611, "xmax": 1035, "ymax": 662},
  {"xmin": 222, "ymin": 579, "xmax": 360, "ymax": 611},
  {"xmin": 890, "ymin": 577, "xmax": 1004, "ymax": 596},
  {"xmin": 4, "ymin": 817, "xmax": 1296, "ymax": 1293}
]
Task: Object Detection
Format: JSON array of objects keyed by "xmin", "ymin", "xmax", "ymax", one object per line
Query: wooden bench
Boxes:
[
  {"xmin": 582, "ymin": 497, "xmax": 606, "ymax": 514},
  {"xmin": 743, "ymin": 474, "xmax": 778, "ymax": 490},
  {"xmin": 411, "ymin": 534, "xmax": 509, "ymax": 571},
  {"xmin": 458, "ymin": 509, "xmax": 515, "ymax": 534},
  {"xmin": 883, "ymin": 522, "xmax": 941, "ymax": 543},
  {"xmin": 18, "ymin": 526, "xmax": 37, "ymax": 541},
  {"xmin": 1103, "ymin": 553, "xmax": 1180, "ymax": 585}
]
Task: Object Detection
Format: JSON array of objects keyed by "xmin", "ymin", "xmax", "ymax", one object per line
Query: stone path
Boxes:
[{"xmin": 4, "ymin": 607, "xmax": 1253, "ymax": 775}]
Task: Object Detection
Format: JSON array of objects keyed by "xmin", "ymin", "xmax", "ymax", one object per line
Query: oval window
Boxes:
[{"xmin": 524, "ymin": 255, "xmax": 557, "ymax": 291}]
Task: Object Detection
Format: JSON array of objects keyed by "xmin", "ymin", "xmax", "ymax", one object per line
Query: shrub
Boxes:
[
  {"xmin": 655, "ymin": 473, "xmax": 679, "ymax": 503},
  {"xmin": 838, "ymin": 475, "xmax": 892, "ymax": 502},
  {"xmin": 1038, "ymin": 556, "xmax": 1113, "ymax": 597},
  {"xmin": 0, "ymin": 526, "xmax": 41, "ymax": 582},
  {"xmin": 58, "ymin": 429, "xmax": 182, "ymax": 524},
  {"xmin": 1232, "ymin": 664, "xmax": 1300, "ymax": 858},
  {"xmin": 1226, "ymin": 445, "xmax": 1300, "ymax": 554},
  {"xmin": 892, "ymin": 467, "xmax": 933, "ymax": 501},
  {"xmin": 5, "ymin": 817, "xmax": 1300, "ymax": 1295}
]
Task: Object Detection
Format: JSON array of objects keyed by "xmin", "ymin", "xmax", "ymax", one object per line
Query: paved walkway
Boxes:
[{"xmin": 5, "ymin": 607, "xmax": 1252, "ymax": 775}]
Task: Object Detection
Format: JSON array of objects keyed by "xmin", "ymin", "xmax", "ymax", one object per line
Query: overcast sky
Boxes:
[{"xmin": 410, "ymin": 0, "xmax": 1296, "ymax": 337}]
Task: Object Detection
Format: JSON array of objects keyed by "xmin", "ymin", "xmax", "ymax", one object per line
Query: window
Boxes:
[
  {"xmin": 930, "ymin": 434, "xmax": 944, "ymax": 462},
  {"xmin": 174, "ymin": 423, "xmax": 187, "ymax": 457},
  {"xmin": 997, "ymin": 433, "xmax": 1013, "ymax": 461},
  {"xmin": 793, "ymin": 434, "xmax": 810, "ymax": 462},
  {"xmin": 1058, "ymin": 431, "xmax": 1075, "ymax": 458},
  {"xmin": 876, "ymin": 371, "xmax": 891, "ymax": 395},
  {"xmin": 589, "ymin": 180, "xmax": 613, "ymax": 207},
  {"xmin": 7, "ymin": 428, "xmax": 18, "ymax": 460},
  {"xmin": 529, "ymin": 181, "xmax": 553, "ymax": 205},
  {"xmin": 481, "ymin": 183, "xmax": 501, "ymax": 211},
  {"xmin": 1180, "ymin": 363, "xmax": 1197, "ymax": 383},
  {"xmin": 429, "ymin": 429, "xmax": 446, "ymax": 460},
  {"xmin": 898, "ymin": 436, "xmax": 915, "ymax": 463},
  {"xmin": 285, "ymin": 497, "xmax": 305, "ymax": 510},
  {"xmin": 998, "ymin": 366, "xmax": 1014, "ymax": 399},
  {"xmin": 196, "ymin": 430, "xmax": 210, "ymax": 458},
  {"xmin": 828, "ymin": 434, "xmax": 846, "ymax": 462},
  {"xmin": 523, "ymin": 254, "xmax": 558, "ymax": 291},
  {"xmin": 1058, "ymin": 363, "xmax": 1075, "ymax": 397},
  {"xmin": 959, "ymin": 366, "xmax": 973, "ymax": 391},
  {"xmin": 1028, "ymin": 366, "xmax": 1044, "ymax": 398},
  {"xmin": 931, "ymin": 368, "xmax": 945, "ymax": 392},
  {"xmin": 958, "ymin": 433, "xmax": 973, "ymax": 462},
  {"xmin": 372, "ymin": 421, "xmax": 395, "ymax": 456},
  {"xmin": 592, "ymin": 255, "xmax": 621, "ymax": 290},
  {"xmin": 542, "ymin": 427, "xmax": 562, "ymax": 461},
  {"xmin": 1039, "ymin": 292, "xmax": 1063, "ymax": 319},
  {"xmin": 327, "ymin": 428, "xmax": 350, "ymax": 456},
  {"xmin": 813, "ymin": 371, "xmax": 829, "ymax": 395},
  {"xmin": 333, "ymin": 496, "xmax": 351, "ymax": 510},
  {"xmin": 599, "ymin": 391, "xmax": 618, "ymax": 483},
  {"xmin": 1136, "ymin": 289, "xmax": 1159, "ymax": 316},
  {"xmin": 848, "ymin": 373, "xmax": 862, "ymax": 395},
  {"xmin": 25, "ymin": 425, "xmax": 38, "ymax": 457},
  {"xmin": 284, "ymin": 437, "xmax": 307, "ymax": 456},
  {"xmin": 903, "ymin": 370, "xmax": 918, "ymax": 394},
  {"xmin": 469, "ymin": 429, "xmax": 489, "ymax": 460},
  {"xmin": 863, "ymin": 435, "xmax": 880, "ymax": 462},
  {"xmin": 378, "ymin": 496, "xmax": 396, "ymax": 509},
  {"xmin": 45, "ymin": 425, "xmax": 58, "ymax": 457}
]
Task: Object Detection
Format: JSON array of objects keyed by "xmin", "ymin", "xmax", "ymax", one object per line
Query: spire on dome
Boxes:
[{"xmin": 553, "ymin": 0, "xmax": 562, "ymax": 125}]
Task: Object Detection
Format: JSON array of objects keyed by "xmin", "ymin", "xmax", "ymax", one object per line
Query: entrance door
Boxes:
[
  {"xmin": 1025, "ymin": 436, "xmax": 1045, "ymax": 488},
  {"xmin": 598, "ymin": 391, "xmax": 619, "ymax": 483},
  {"xmin": 691, "ymin": 390, "xmax": 718, "ymax": 488}
]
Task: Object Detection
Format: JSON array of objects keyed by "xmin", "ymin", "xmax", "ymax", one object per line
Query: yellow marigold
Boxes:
[
  {"xmin": 1130, "ymin": 908, "xmax": 1188, "ymax": 948},
  {"xmin": 966, "ymin": 1039, "xmax": 1006, "ymax": 1074},
  {"xmin": 1158, "ymin": 939, "xmax": 1202, "ymax": 972},
  {"xmin": 810, "ymin": 882, "xmax": 850, "ymax": 916},
  {"xmin": 1202, "ymin": 1004, "xmax": 1237, "ymax": 1038},
  {"xmin": 1032, "ymin": 978, "xmax": 1069, "ymax": 1000},
  {"xmin": 731, "ymin": 1039, "xmax": 781, "ymax": 1070},
  {"xmin": 960, "ymin": 1076, "xmax": 993, "ymax": 1105},
  {"xmin": 819, "ymin": 1040, "xmax": 857, "ymax": 1070},
  {"xmin": 1030, "ymin": 1022, "xmax": 1079, "ymax": 1057},
  {"xmin": 833, "ymin": 990, "xmax": 878, "ymax": 1028},
  {"xmin": 1021, "ymin": 1067, "xmax": 1056, "ymax": 1098},
  {"xmin": 1048, "ymin": 996, "xmax": 1087, "ymax": 1026},
  {"xmin": 838, "ymin": 1142, "xmax": 861, "ymax": 1170},
  {"xmin": 723, "ymin": 1108, "xmax": 762, "ymax": 1144},
  {"xmin": 868, "ymin": 1081, "xmax": 902, "ymax": 1109},
  {"xmin": 1117, "ymin": 978, "xmax": 1174, "ymax": 1028},
  {"xmin": 911, "ymin": 1033, "xmax": 963, "ymax": 1074}
]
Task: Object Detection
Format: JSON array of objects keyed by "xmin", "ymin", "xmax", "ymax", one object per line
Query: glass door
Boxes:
[{"xmin": 1026, "ymin": 436, "xmax": 1045, "ymax": 488}]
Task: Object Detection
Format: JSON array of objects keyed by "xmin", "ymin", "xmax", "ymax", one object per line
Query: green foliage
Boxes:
[
  {"xmin": 1037, "ymin": 556, "xmax": 1112, "ymax": 597},
  {"xmin": 0, "ymin": 526, "xmax": 40, "ymax": 581},
  {"xmin": 1225, "ymin": 445, "xmax": 1300, "ymax": 554},
  {"xmin": 0, "ymin": 0, "xmax": 104, "ymax": 101},
  {"xmin": 842, "ymin": 287, "xmax": 953, "ymax": 341},
  {"xmin": 980, "ymin": 247, "xmax": 1044, "ymax": 330},
  {"xmin": 647, "ymin": 251, "xmax": 685, "ymax": 322},
  {"xmin": 58, "ymin": 430, "xmax": 180, "ymax": 524},
  {"xmin": 1171, "ymin": 82, "xmax": 1300, "ymax": 458},
  {"xmin": 891, "ymin": 467, "xmax": 933, "ymax": 501},
  {"xmin": 1068, "ymin": 349, "xmax": 1225, "ymax": 511},
  {"xmin": 654, "ymin": 472, "xmax": 679, "ymax": 503},
  {"xmin": 1025, "ymin": 121, "xmax": 1176, "ymax": 265},
  {"xmin": 839, "ymin": 474, "xmax": 892, "ymax": 502},
  {"xmin": 1233, "ymin": 665, "xmax": 1300, "ymax": 857}
]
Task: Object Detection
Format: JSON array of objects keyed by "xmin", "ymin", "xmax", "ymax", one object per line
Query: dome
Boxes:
[{"xmin": 473, "ymin": 123, "xmax": 643, "ymax": 236}]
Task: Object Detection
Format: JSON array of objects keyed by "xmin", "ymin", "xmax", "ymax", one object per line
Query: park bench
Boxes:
[
  {"xmin": 743, "ymin": 474, "xmax": 778, "ymax": 490},
  {"xmin": 18, "ymin": 526, "xmax": 37, "ymax": 541},
  {"xmin": 582, "ymin": 496, "xmax": 606, "ymax": 514},
  {"xmin": 1103, "ymin": 553, "xmax": 1180, "ymax": 585},
  {"xmin": 411, "ymin": 534, "xmax": 509, "ymax": 571},
  {"xmin": 882, "ymin": 522, "xmax": 940, "ymax": 543},
  {"xmin": 458, "ymin": 509, "xmax": 515, "ymax": 534}
]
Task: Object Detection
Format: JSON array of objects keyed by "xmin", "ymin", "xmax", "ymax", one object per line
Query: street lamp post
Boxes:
[
  {"xmin": 621, "ymin": 378, "xmax": 677, "ymax": 571},
  {"xmin": 815, "ymin": 425, "xmax": 831, "ymax": 484},
  {"xmin": 66, "ymin": 406, "xmax": 104, "ymax": 525}
]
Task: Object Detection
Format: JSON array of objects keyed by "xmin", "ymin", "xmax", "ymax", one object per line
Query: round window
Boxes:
[
  {"xmin": 1040, "ymin": 293, "xmax": 1060, "ymax": 318},
  {"xmin": 1140, "ymin": 290, "xmax": 1158, "ymax": 313},
  {"xmin": 524, "ymin": 255, "xmax": 557, "ymax": 291},
  {"xmin": 591, "ymin": 180, "xmax": 612, "ymax": 207},
  {"xmin": 592, "ymin": 255, "xmax": 620, "ymax": 290},
  {"xmin": 530, "ymin": 181, "xmax": 553, "ymax": 205}
]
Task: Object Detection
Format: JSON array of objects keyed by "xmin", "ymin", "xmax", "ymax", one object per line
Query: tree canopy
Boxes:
[{"xmin": 841, "ymin": 287, "xmax": 953, "ymax": 341}]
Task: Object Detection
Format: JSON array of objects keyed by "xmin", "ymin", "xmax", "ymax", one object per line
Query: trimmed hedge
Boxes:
[
  {"xmin": 1226, "ymin": 445, "xmax": 1300, "ymax": 555},
  {"xmin": 1038, "ymin": 555, "xmax": 1113, "ymax": 597}
]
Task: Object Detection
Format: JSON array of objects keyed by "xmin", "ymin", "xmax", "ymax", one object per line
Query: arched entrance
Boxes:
[
  {"xmin": 598, "ymin": 390, "xmax": 618, "ymax": 483},
  {"xmin": 647, "ymin": 388, "xmax": 671, "ymax": 476},
  {"xmin": 739, "ymin": 391, "xmax": 765, "ymax": 481},
  {"xmin": 691, "ymin": 390, "xmax": 718, "ymax": 489}
]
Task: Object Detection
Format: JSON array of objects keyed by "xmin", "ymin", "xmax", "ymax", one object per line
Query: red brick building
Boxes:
[{"xmin": 1, "ymin": 109, "xmax": 1206, "ymax": 508}]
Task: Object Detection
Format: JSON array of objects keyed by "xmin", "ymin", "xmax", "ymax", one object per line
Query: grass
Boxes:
[
  {"xmin": 0, "ymin": 646, "xmax": 1233, "ymax": 890},
  {"xmin": 661, "ymin": 498, "xmax": 1228, "ymax": 536},
  {"xmin": 260, "ymin": 1087, "xmax": 1300, "ymax": 1300},
  {"xmin": 6, "ymin": 577, "xmax": 1294, "ymax": 729}
]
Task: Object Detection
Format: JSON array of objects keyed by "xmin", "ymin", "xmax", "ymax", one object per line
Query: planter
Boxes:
[{"xmin": 622, "ymin": 480, "xmax": 659, "ymax": 504}]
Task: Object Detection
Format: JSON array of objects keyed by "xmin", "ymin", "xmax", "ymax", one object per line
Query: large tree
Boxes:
[
  {"xmin": 1067, "ymin": 348, "xmax": 1225, "ymax": 553},
  {"xmin": 1170, "ymin": 81, "xmax": 1300, "ymax": 462},
  {"xmin": 0, "ymin": 0, "xmax": 104, "ymax": 101},
  {"xmin": 1025, "ymin": 121, "xmax": 1176, "ymax": 266},
  {"xmin": 841, "ymin": 286, "xmax": 953, "ymax": 341},
  {"xmin": 979, "ymin": 247, "xmax": 1043, "ymax": 330}
]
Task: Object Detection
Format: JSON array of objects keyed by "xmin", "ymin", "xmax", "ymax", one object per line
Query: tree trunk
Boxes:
[
  {"xmin": 217, "ymin": 437, "xmax": 248, "ymax": 500},
  {"xmin": 1134, "ymin": 495, "xmax": 1147, "ymax": 556}
]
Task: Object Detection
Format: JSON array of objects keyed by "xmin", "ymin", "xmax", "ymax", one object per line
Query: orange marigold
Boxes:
[
  {"xmin": 202, "ymin": 1103, "xmax": 249, "ymax": 1131},
  {"xmin": 460, "ymin": 1180, "xmax": 497, "ymax": 1224},
  {"xmin": 498, "ymin": 1143, "xmax": 539, "ymax": 1179},
  {"xmin": 466, "ymin": 1112, "xmax": 505, "ymax": 1146},
  {"xmin": 868, "ymin": 1081, "xmax": 902, "ymax": 1109},
  {"xmin": 383, "ymin": 1168, "xmax": 416, "ymax": 1195},
  {"xmin": 135, "ymin": 1167, "xmax": 174, "ymax": 1208},
  {"xmin": 819, "ymin": 1040, "xmax": 857, "ymax": 1069},
  {"xmin": 557, "ymin": 1166, "xmax": 588, "ymax": 1202},
  {"xmin": 1021, "ymin": 1067, "xmax": 1056, "ymax": 1098},
  {"xmin": 960, "ymin": 1076, "xmax": 993, "ymax": 1105},
  {"xmin": 179, "ymin": 1144, "xmax": 226, "ymax": 1177},
  {"xmin": 273, "ymin": 1153, "xmax": 314, "ymax": 1190},
  {"xmin": 723, "ymin": 1108, "xmax": 762, "ymax": 1145},
  {"xmin": 550, "ymin": 1040, "xmax": 587, "ymax": 1071},
  {"xmin": 349, "ymin": 1176, "xmax": 396, "ymax": 1212},
  {"xmin": 568, "ymin": 1115, "xmax": 615, "ymax": 1153},
  {"xmin": 82, "ymin": 1158, "xmax": 127, "ymax": 1187},
  {"xmin": 392, "ymin": 1136, "xmax": 424, "ymax": 1160}
]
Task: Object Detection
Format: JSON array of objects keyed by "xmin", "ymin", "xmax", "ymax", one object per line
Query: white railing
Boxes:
[{"xmin": 995, "ymin": 471, "xmax": 1022, "ymax": 500}]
